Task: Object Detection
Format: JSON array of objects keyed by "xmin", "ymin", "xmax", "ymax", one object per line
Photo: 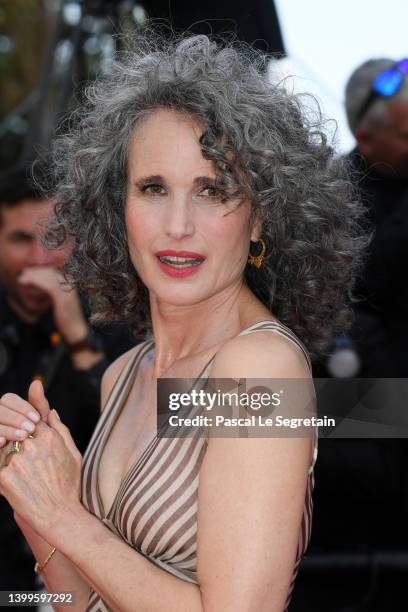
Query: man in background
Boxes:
[
  {"xmin": 347, "ymin": 57, "xmax": 408, "ymax": 377},
  {"xmin": 0, "ymin": 168, "xmax": 135, "ymax": 597},
  {"xmin": 306, "ymin": 59, "xmax": 408, "ymax": 611},
  {"xmin": 316, "ymin": 58, "xmax": 408, "ymax": 378}
]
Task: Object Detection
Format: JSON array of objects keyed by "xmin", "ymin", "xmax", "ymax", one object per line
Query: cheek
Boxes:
[
  {"xmin": 209, "ymin": 212, "xmax": 251, "ymax": 250},
  {"xmin": 50, "ymin": 245, "xmax": 71, "ymax": 267},
  {"xmin": 125, "ymin": 208, "xmax": 156, "ymax": 258},
  {"xmin": 51, "ymin": 253, "xmax": 68, "ymax": 268},
  {"xmin": 3, "ymin": 248, "xmax": 29, "ymax": 274}
]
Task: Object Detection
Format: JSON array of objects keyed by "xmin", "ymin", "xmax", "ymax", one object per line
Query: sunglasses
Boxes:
[{"xmin": 355, "ymin": 58, "xmax": 408, "ymax": 124}]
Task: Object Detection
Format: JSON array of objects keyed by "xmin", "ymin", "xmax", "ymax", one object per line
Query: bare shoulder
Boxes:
[
  {"xmin": 209, "ymin": 326, "xmax": 311, "ymax": 379},
  {"xmin": 206, "ymin": 326, "xmax": 316, "ymax": 470},
  {"xmin": 100, "ymin": 342, "xmax": 144, "ymax": 412}
]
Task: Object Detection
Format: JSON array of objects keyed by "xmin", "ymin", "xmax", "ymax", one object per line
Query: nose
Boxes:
[{"xmin": 165, "ymin": 195, "xmax": 195, "ymax": 241}]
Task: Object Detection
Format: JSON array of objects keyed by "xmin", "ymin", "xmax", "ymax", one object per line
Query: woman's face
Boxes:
[{"xmin": 125, "ymin": 108, "xmax": 260, "ymax": 307}]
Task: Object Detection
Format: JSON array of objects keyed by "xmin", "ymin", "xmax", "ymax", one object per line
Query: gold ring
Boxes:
[
  {"xmin": 4, "ymin": 435, "xmax": 34, "ymax": 461},
  {"xmin": 12, "ymin": 440, "xmax": 22, "ymax": 453},
  {"xmin": 5, "ymin": 440, "xmax": 22, "ymax": 457}
]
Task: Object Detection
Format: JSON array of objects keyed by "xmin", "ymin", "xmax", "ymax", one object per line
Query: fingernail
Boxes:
[
  {"xmin": 14, "ymin": 429, "xmax": 27, "ymax": 438},
  {"xmin": 21, "ymin": 421, "xmax": 35, "ymax": 432},
  {"xmin": 0, "ymin": 436, "xmax": 6, "ymax": 446},
  {"xmin": 53, "ymin": 409, "xmax": 61, "ymax": 420},
  {"xmin": 28, "ymin": 410, "xmax": 40, "ymax": 423}
]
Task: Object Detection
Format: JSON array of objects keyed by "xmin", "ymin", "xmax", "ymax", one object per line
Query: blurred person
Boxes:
[
  {"xmin": 315, "ymin": 57, "xmax": 408, "ymax": 378},
  {"xmin": 308, "ymin": 59, "xmax": 408, "ymax": 610},
  {"xmin": 0, "ymin": 33, "xmax": 367, "ymax": 611},
  {"xmin": 346, "ymin": 57, "xmax": 408, "ymax": 379},
  {"xmin": 0, "ymin": 168, "xmax": 135, "ymax": 598}
]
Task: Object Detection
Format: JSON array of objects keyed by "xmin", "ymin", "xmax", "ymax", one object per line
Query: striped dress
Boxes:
[{"xmin": 81, "ymin": 320, "xmax": 318, "ymax": 611}]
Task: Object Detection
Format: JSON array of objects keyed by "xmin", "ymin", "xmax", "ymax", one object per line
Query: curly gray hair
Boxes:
[{"xmin": 42, "ymin": 32, "xmax": 369, "ymax": 355}]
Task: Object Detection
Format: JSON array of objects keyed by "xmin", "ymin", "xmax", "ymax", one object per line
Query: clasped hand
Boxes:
[{"xmin": 0, "ymin": 380, "xmax": 83, "ymax": 542}]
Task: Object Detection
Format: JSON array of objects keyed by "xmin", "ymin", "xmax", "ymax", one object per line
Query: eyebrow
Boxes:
[{"xmin": 134, "ymin": 175, "xmax": 217, "ymax": 187}]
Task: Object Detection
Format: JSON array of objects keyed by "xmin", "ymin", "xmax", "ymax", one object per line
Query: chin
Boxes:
[{"xmin": 152, "ymin": 285, "xmax": 212, "ymax": 308}]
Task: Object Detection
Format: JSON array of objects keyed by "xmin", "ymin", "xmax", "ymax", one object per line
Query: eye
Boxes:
[
  {"xmin": 9, "ymin": 232, "xmax": 33, "ymax": 244},
  {"xmin": 141, "ymin": 184, "xmax": 166, "ymax": 195},
  {"xmin": 199, "ymin": 184, "xmax": 232, "ymax": 204},
  {"xmin": 200, "ymin": 185, "xmax": 223, "ymax": 199}
]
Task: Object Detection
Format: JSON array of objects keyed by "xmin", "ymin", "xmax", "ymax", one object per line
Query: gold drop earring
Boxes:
[{"xmin": 247, "ymin": 238, "xmax": 267, "ymax": 269}]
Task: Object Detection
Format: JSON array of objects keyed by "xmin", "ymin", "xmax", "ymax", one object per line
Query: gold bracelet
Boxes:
[{"xmin": 34, "ymin": 546, "xmax": 57, "ymax": 574}]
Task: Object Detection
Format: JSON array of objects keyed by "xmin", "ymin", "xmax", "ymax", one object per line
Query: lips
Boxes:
[{"xmin": 155, "ymin": 250, "xmax": 206, "ymax": 278}]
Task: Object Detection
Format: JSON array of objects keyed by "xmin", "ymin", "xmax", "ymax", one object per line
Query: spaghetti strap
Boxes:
[
  {"xmin": 199, "ymin": 319, "xmax": 312, "ymax": 378},
  {"xmin": 238, "ymin": 319, "xmax": 312, "ymax": 373}
]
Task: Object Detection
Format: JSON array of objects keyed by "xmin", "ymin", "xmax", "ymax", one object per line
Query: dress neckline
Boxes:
[
  {"xmin": 96, "ymin": 339, "xmax": 155, "ymax": 519},
  {"xmin": 96, "ymin": 319, "xmax": 295, "ymax": 518}
]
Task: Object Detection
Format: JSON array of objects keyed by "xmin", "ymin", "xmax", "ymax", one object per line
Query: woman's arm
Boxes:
[
  {"xmin": 196, "ymin": 330, "xmax": 314, "ymax": 611},
  {"xmin": 9, "ymin": 351, "xmax": 138, "ymax": 610},
  {"xmin": 13, "ymin": 513, "xmax": 91, "ymax": 612},
  {"xmin": 0, "ymin": 383, "xmax": 91, "ymax": 611},
  {"xmin": 45, "ymin": 506, "xmax": 204, "ymax": 612}
]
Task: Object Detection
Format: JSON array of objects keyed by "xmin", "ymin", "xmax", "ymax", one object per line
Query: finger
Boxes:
[
  {"xmin": 0, "ymin": 425, "xmax": 34, "ymax": 448},
  {"xmin": 28, "ymin": 380, "xmax": 50, "ymax": 422},
  {"xmin": 19, "ymin": 268, "xmax": 55, "ymax": 289},
  {"xmin": 0, "ymin": 402, "xmax": 38, "ymax": 430},
  {"xmin": 18, "ymin": 271, "xmax": 46, "ymax": 287},
  {"xmin": 0, "ymin": 424, "xmax": 34, "ymax": 443},
  {"xmin": 0, "ymin": 393, "xmax": 41, "ymax": 422},
  {"xmin": 0, "ymin": 395, "xmax": 40, "ymax": 441},
  {"xmin": 19, "ymin": 266, "xmax": 47, "ymax": 279},
  {"xmin": 47, "ymin": 409, "xmax": 81, "ymax": 458}
]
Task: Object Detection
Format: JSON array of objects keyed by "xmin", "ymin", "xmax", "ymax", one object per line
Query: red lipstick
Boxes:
[
  {"xmin": 155, "ymin": 250, "xmax": 206, "ymax": 278},
  {"xmin": 155, "ymin": 250, "xmax": 205, "ymax": 259}
]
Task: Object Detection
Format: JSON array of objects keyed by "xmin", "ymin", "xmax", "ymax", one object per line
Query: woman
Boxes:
[{"xmin": 0, "ymin": 34, "xmax": 366, "ymax": 611}]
